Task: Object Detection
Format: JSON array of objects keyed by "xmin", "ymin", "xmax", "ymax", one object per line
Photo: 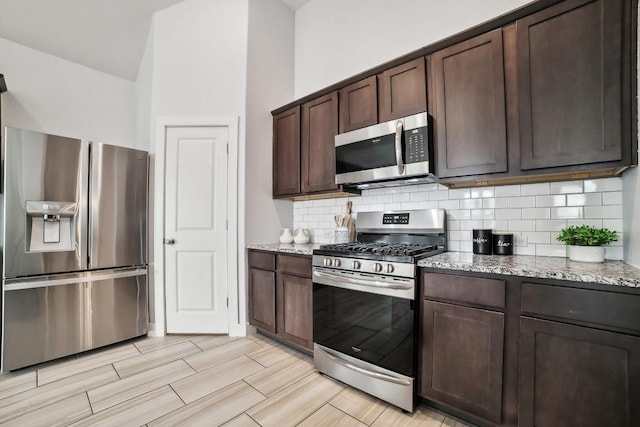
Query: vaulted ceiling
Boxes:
[{"xmin": 0, "ymin": 0, "xmax": 310, "ymax": 81}]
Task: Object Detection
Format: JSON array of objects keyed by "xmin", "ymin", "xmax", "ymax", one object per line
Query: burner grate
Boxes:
[{"xmin": 320, "ymin": 242, "xmax": 437, "ymax": 257}]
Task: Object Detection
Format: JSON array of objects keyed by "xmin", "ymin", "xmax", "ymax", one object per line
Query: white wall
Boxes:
[
  {"xmin": 141, "ymin": 0, "xmax": 250, "ymax": 336},
  {"xmin": 0, "ymin": 37, "xmax": 136, "ymax": 145},
  {"xmin": 245, "ymin": 0, "xmax": 295, "ymax": 246},
  {"xmin": 294, "ymin": 0, "xmax": 531, "ymax": 98}
]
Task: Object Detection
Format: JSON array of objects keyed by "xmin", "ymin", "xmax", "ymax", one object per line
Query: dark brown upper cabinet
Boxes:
[
  {"xmin": 272, "ymin": 106, "xmax": 300, "ymax": 197},
  {"xmin": 379, "ymin": 57, "xmax": 427, "ymax": 122},
  {"xmin": 518, "ymin": 0, "xmax": 625, "ymax": 170},
  {"xmin": 301, "ymin": 91, "xmax": 339, "ymax": 193},
  {"xmin": 430, "ymin": 29, "xmax": 508, "ymax": 178},
  {"xmin": 339, "ymin": 76, "xmax": 378, "ymax": 133}
]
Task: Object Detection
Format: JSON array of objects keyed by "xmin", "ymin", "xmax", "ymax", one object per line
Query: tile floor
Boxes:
[{"xmin": 0, "ymin": 333, "xmax": 473, "ymax": 426}]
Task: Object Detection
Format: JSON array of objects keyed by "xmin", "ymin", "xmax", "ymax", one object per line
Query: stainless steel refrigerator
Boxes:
[{"xmin": 1, "ymin": 127, "xmax": 148, "ymax": 371}]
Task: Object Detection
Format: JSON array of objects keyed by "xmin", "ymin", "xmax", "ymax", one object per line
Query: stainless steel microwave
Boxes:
[{"xmin": 334, "ymin": 112, "xmax": 433, "ymax": 188}]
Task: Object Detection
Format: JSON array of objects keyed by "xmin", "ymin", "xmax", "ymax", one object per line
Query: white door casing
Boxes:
[{"xmin": 149, "ymin": 116, "xmax": 241, "ymax": 336}]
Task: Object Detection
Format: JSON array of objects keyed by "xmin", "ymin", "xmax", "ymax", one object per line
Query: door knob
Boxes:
[{"xmin": 164, "ymin": 238, "xmax": 175, "ymax": 245}]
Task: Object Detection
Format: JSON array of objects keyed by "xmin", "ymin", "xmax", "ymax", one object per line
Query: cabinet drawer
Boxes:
[
  {"xmin": 248, "ymin": 250, "xmax": 276, "ymax": 270},
  {"xmin": 423, "ymin": 272, "xmax": 505, "ymax": 310},
  {"xmin": 278, "ymin": 255, "xmax": 312, "ymax": 278},
  {"xmin": 521, "ymin": 283, "xmax": 640, "ymax": 334}
]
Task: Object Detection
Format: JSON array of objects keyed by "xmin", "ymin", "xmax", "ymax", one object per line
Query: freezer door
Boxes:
[
  {"xmin": 2, "ymin": 268, "xmax": 148, "ymax": 371},
  {"xmin": 89, "ymin": 143, "xmax": 148, "ymax": 269},
  {"xmin": 2, "ymin": 128, "xmax": 88, "ymax": 278}
]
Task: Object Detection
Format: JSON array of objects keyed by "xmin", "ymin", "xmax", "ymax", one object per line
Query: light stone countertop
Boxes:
[
  {"xmin": 247, "ymin": 242, "xmax": 320, "ymax": 256},
  {"xmin": 418, "ymin": 252, "xmax": 640, "ymax": 288}
]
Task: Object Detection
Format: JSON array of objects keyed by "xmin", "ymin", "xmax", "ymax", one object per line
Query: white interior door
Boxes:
[{"xmin": 164, "ymin": 126, "xmax": 229, "ymax": 333}]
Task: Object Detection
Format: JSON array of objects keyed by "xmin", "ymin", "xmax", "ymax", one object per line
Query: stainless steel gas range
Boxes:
[{"xmin": 312, "ymin": 209, "xmax": 446, "ymax": 412}]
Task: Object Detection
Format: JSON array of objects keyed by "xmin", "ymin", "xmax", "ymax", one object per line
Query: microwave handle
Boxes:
[{"xmin": 395, "ymin": 120, "xmax": 405, "ymax": 175}]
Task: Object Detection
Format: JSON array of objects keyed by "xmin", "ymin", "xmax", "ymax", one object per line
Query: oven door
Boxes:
[{"xmin": 312, "ymin": 267, "xmax": 416, "ymax": 377}]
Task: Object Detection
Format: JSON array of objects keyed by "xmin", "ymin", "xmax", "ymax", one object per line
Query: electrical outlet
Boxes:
[{"xmin": 515, "ymin": 235, "xmax": 528, "ymax": 247}]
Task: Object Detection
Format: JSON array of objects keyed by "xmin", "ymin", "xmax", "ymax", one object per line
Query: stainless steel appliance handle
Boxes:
[
  {"xmin": 4, "ymin": 267, "xmax": 147, "ymax": 291},
  {"xmin": 315, "ymin": 346, "xmax": 411, "ymax": 386},
  {"xmin": 395, "ymin": 120, "xmax": 404, "ymax": 175},
  {"xmin": 313, "ymin": 270, "xmax": 412, "ymax": 290}
]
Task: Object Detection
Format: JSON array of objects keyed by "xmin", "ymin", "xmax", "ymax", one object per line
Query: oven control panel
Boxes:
[
  {"xmin": 313, "ymin": 255, "xmax": 415, "ymax": 279},
  {"xmin": 382, "ymin": 212, "xmax": 410, "ymax": 225}
]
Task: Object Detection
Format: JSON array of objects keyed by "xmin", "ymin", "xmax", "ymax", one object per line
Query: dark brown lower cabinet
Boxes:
[
  {"xmin": 247, "ymin": 250, "xmax": 313, "ymax": 351},
  {"xmin": 248, "ymin": 267, "xmax": 276, "ymax": 333},
  {"xmin": 420, "ymin": 300, "xmax": 505, "ymax": 424},
  {"xmin": 277, "ymin": 272, "xmax": 313, "ymax": 349},
  {"xmin": 519, "ymin": 316, "xmax": 640, "ymax": 427}
]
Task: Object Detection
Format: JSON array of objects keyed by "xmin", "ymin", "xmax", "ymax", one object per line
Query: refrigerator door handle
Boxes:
[{"xmin": 4, "ymin": 267, "xmax": 147, "ymax": 291}]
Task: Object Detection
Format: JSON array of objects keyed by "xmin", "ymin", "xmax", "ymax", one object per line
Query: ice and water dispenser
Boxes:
[{"xmin": 25, "ymin": 201, "xmax": 77, "ymax": 252}]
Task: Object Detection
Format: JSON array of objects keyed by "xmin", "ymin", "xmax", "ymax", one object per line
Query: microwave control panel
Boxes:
[{"xmin": 404, "ymin": 126, "xmax": 428, "ymax": 164}]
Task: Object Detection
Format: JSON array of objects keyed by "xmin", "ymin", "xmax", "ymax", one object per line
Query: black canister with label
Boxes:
[
  {"xmin": 472, "ymin": 229, "xmax": 493, "ymax": 255},
  {"xmin": 493, "ymin": 232, "xmax": 513, "ymax": 255}
]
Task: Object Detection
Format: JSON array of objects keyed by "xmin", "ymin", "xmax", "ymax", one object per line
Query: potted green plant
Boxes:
[{"xmin": 556, "ymin": 225, "xmax": 618, "ymax": 263}]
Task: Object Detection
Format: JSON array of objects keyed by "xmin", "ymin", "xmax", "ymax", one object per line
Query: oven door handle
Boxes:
[
  {"xmin": 395, "ymin": 119, "xmax": 405, "ymax": 175},
  {"xmin": 315, "ymin": 346, "xmax": 411, "ymax": 386},
  {"xmin": 313, "ymin": 270, "xmax": 412, "ymax": 290}
]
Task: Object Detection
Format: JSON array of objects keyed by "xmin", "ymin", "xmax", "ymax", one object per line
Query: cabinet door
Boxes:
[
  {"xmin": 519, "ymin": 317, "xmax": 640, "ymax": 427},
  {"xmin": 518, "ymin": 0, "xmax": 623, "ymax": 170},
  {"xmin": 431, "ymin": 29, "xmax": 508, "ymax": 178},
  {"xmin": 339, "ymin": 76, "xmax": 378, "ymax": 133},
  {"xmin": 301, "ymin": 92, "xmax": 339, "ymax": 193},
  {"xmin": 379, "ymin": 57, "xmax": 427, "ymax": 122},
  {"xmin": 277, "ymin": 273, "xmax": 313, "ymax": 350},
  {"xmin": 420, "ymin": 300, "xmax": 504, "ymax": 424},
  {"xmin": 248, "ymin": 268, "xmax": 276, "ymax": 333},
  {"xmin": 273, "ymin": 106, "xmax": 300, "ymax": 196}
]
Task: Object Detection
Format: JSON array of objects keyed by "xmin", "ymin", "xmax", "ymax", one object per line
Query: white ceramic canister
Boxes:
[
  {"xmin": 334, "ymin": 226, "xmax": 349, "ymax": 244},
  {"xmin": 279, "ymin": 228, "xmax": 294, "ymax": 244},
  {"xmin": 293, "ymin": 228, "xmax": 310, "ymax": 244}
]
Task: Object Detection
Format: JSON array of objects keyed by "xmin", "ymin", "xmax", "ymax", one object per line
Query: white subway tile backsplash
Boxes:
[
  {"xmin": 509, "ymin": 220, "xmax": 536, "ymax": 231},
  {"xmin": 550, "ymin": 180, "xmax": 583, "ymax": 194},
  {"xmin": 603, "ymin": 219, "xmax": 623, "ymax": 232},
  {"xmin": 460, "ymin": 220, "xmax": 485, "ymax": 230},
  {"xmin": 508, "ymin": 196, "xmax": 536, "ymax": 208},
  {"xmin": 536, "ymin": 220, "xmax": 567, "ymax": 232},
  {"xmin": 521, "ymin": 183, "xmax": 550, "ymax": 196},
  {"xmin": 439, "ymin": 200, "xmax": 460, "ymax": 210},
  {"xmin": 584, "ymin": 177, "xmax": 622, "ymax": 193},
  {"xmin": 392, "ymin": 193, "xmax": 410, "ymax": 203},
  {"xmin": 514, "ymin": 246, "xmax": 536, "ymax": 256},
  {"xmin": 550, "ymin": 207, "xmax": 584, "ymax": 219},
  {"xmin": 450, "ymin": 230, "xmax": 471, "ymax": 241},
  {"xmin": 448, "ymin": 209, "xmax": 471, "ymax": 220},
  {"xmin": 602, "ymin": 191, "xmax": 622, "ymax": 205},
  {"xmin": 522, "ymin": 208, "xmax": 551, "ymax": 220},
  {"xmin": 461, "ymin": 199, "xmax": 483, "ymax": 209},
  {"xmin": 446, "ymin": 241, "xmax": 460, "ymax": 251},
  {"xmin": 584, "ymin": 205, "xmax": 622, "ymax": 219},
  {"xmin": 495, "ymin": 185, "xmax": 521, "ymax": 197},
  {"xmin": 448, "ymin": 189, "xmax": 471, "ymax": 199},
  {"xmin": 483, "ymin": 198, "xmax": 509, "ymax": 209},
  {"xmin": 292, "ymin": 178, "xmax": 627, "ymax": 260},
  {"xmin": 471, "ymin": 209, "xmax": 495, "ymax": 220},
  {"xmin": 536, "ymin": 195, "xmax": 566, "ymax": 207},
  {"xmin": 483, "ymin": 220, "xmax": 509, "ymax": 230},
  {"xmin": 429, "ymin": 191, "xmax": 450, "ymax": 201},
  {"xmin": 495, "ymin": 209, "xmax": 522, "ymax": 220},
  {"xmin": 566, "ymin": 193, "xmax": 602, "ymax": 206},
  {"xmin": 605, "ymin": 246, "xmax": 624, "ymax": 260},
  {"xmin": 536, "ymin": 244, "xmax": 567, "ymax": 257},
  {"xmin": 471, "ymin": 187, "xmax": 495, "ymax": 198},
  {"xmin": 522, "ymin": 231, "xmax": 551, "ymax": 244}
]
